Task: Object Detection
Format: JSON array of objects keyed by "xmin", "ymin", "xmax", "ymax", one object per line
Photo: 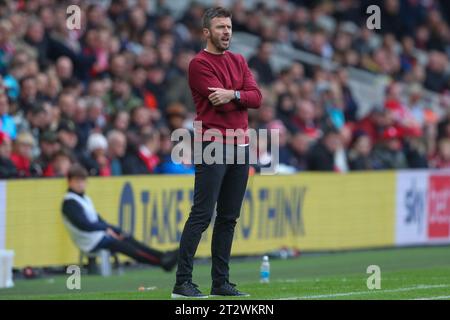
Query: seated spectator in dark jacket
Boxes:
[
  {"xmin": 0, "ymin": 132, "xmax": 17, "ymax": 179},
  {"xmin": 248, "ymin": 41, "xmax": 275, "ymax": 85},
  {"xmin": 348, "ymin": 132, "xmax": 377, "ymax": 170},
  {"xmin": 276, "ymin": 93, "xmax": 298, "ymax": 134},
  {"xmin": 402, "ymin": 127, "xmax": 428, "ymax": 169},
  {"xmin": 36, "ymin": 130, "xmax": 61, "ymax": 173},
  {"xmin": 61, "ymin": 164, "xmax": 178, "ymax": 271},
  {"xmin": 57, "ymin": 120, "xmax": 81, "ymax": 161},
  {"xmin": 307, "ymin": 129, "xmax": 341, "ymax": 171},
  {"xmin": 372, "ymin": 127, "xmax": 408, "ymax": 169},
  {"xmin": 287, "ymin": 132, "xmax": 311, "ymax": 171},
  {"xmin": 122, "ymin": 130, "xmax": 160, "ymax": 175}
]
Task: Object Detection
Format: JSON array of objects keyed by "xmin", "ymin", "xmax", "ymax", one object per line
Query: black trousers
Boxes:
[
  {"xmin": 93, "ymin": 233, "xmax": 163, "ymax": 266},
  {"xmin": 176, "ymin": 142, "xmax": 249, "ymax": 287}
]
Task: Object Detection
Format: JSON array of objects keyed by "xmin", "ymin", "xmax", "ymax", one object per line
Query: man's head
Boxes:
[
  {"xmin": 202, "ymin": 7, "xmax": 232, "ymax": 53},
  {"xmin": 322, "ymin": 128, "xmax": 341, "ymax": 153},
  {"xmin": 51, "ymin": 149, "xmax": 72, "ymax": 177},
  {"xmin": 107, "ymin": 130, "xmax": 127, "ymax": 158},
  {"xmin": 67, "ymin": 163, "xmax": 88, "ymax": 193}
]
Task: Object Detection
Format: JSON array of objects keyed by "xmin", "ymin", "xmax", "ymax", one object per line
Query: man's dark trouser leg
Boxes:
[
  {"xmin": 96, "ymin": 236, "xmax": 163, "ymax": 266},
  {"xmin": 175, "ymin": 161, "xmax": 227, "ymax": 285},
  {"xmin": 109, "ymin": 227, "xmax": 165, "ymax": 261},
  {"xmin": 212, "ymin": 147, "xmax": 249, "ymax": 287}
]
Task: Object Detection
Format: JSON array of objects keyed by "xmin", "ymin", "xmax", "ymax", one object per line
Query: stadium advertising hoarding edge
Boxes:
[
  {"xmin": 396, "ymin": 170, "xmax": 450, "ymax": 246},
  {"xmin": 3, "ymin": 172, "xmax": 395, "ymax": 267}
]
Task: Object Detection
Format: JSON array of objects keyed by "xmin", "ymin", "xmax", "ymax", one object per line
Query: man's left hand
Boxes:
[{"xmin": 208, "ymin": 87, "xmax": 235, "ymax": 106}]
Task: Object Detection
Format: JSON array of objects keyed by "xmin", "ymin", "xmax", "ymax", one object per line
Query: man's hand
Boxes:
[
  {"xmin": 208, "ymin": 87, "xmax": 235, "ymax": 106},
  {"xmin": 106, "ymin": 227, "xmax": 124, "ymax": 240}
]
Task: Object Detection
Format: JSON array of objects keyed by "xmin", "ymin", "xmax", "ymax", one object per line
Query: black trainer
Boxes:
[
  {"xmin": 161, "ymin": 249, "xmax": 179, "ymax": 272},
  {"xmin": 210, "ymin": 282, "xmax": 250, "ymax": 297},
  {"xmin": 171, "ymin": 281, "xmax": 208, "ymax": 298}
]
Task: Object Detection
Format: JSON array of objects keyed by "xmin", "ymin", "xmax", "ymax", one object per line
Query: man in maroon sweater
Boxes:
[{"xmin": 172, "ymin": 7, "xmax": 262, "ymax": 298}]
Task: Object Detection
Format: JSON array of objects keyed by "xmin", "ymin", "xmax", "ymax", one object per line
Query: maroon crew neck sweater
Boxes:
[{"xmin": 188, "ymin": 49, "xmax": 262, "ymax": 144}]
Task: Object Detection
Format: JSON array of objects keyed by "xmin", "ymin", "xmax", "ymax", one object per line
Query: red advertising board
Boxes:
[{"xmin": 428, "ymin": 175, "xmax": 450, "ymax": 239}]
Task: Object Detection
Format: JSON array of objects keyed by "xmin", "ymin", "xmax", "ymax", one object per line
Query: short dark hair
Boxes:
[
  {"xmin": 202, "ymin": 7, "xmax": 232, "ymax": 29},
  {"xmin": 67, "ymin": 163, "xmax": 88, "ymax": 180}
]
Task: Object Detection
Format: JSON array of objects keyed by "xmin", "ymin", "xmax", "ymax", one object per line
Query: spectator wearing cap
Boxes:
[
  {"xmin": 36, "ymin": 130, "xmax": 61, "ymax": 173},
  {"xmin": 57, "ymin": 120, "xmax": 80, "ymax": 160},
  {"xmin": 0, "ymin": 91, "xmax": 16, "ymax": 139},
  {"xmin": 372, "ymin": 126, "xmax": 408, "ymax": 169},
  {"xmin": 0, "ymin": 132, "xmax": 17, "ymax": 178},
  {"xmin": 82, "ymin": 133, "xmax": 111, "ymax": 176},
  {"xmin": 10, "ymin": 131, "xmax": 41, "ymax": 177}
]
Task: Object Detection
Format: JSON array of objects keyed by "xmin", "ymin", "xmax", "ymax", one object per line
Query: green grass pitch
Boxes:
[{"xmin": 1, "ymin": 246, "xmax": 450, "ymax": 300}]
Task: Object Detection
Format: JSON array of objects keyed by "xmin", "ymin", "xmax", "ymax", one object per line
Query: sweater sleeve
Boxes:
[
  {"xmin": 62, "ymin": 199, "xmax": 109, "ymax": 232},
  {"xmin": 189, "ymin": 58, "xmax": 239, "ymax": 113},
  {"xmin": 238, "ymin": 56, "xmax": 263, "ymax": 109}
]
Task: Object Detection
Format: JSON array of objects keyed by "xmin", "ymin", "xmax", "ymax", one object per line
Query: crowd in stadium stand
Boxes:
[{"xmin": 1, "ymin": 0, "xmax": 450, "ymax": 178}]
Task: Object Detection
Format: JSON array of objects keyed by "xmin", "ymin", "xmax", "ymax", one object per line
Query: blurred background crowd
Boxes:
[{"xmin": 1, "ymin": 0, "xmax": 450, "ymax": 178}]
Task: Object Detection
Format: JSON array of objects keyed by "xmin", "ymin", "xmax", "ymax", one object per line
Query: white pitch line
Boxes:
[
  {"xmin": 279, "ymin": 284, "xmax": 450, "ymax": 300},
  {"xmin": 413, "ymin": 295, "xmax": 450, "ymax": 300}
]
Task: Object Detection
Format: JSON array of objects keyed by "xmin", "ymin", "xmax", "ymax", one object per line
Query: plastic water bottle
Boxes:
[
  {"xmin": 99, "ymin": 250, "xmax": 112, "ymax": 277},
  {"xmin": 260, "ymin": 255, "xmax": 270, "ymax": 283}
]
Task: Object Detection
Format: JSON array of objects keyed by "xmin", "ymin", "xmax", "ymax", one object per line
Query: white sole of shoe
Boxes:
[
  {"xmin": 209, "ymin": 294, "xmax": 251, "ymax": 297},
  {"xmin": 171, "ymin": 293, "xmax": 209, "ymax": 299}
]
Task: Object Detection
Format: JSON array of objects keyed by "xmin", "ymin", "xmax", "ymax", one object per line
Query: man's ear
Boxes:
[{"xmin": 203, "ymin": 28, "xmax": 210, "ymax": 39}]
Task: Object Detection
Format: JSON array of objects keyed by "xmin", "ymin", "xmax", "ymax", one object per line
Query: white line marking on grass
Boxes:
[
  {"xmin": 279, "ymin": 284, "xmax": 450, "ymax": 300},
  {"xmin": 413, "ymin": 295, "xmax": 450, "ymax": 300}
]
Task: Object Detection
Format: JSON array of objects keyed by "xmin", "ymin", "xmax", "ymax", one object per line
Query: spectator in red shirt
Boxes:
[{"xmin": 11, "ymin": 131, "xmax": 40, "ymax": 177}]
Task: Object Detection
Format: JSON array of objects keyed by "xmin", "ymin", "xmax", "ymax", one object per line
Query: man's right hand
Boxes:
[{"xmin": 106, "ymin": 227, "xmax": 124, "ymax": 240}]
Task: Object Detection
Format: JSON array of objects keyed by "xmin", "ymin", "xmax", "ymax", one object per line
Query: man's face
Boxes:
[
  {"xmin": 68, "ymin": 177, "xmax": 87, "ymax": 194},
  {"xmin": 324, "ymin": 133, "xmax": 340, "ymax": 153},
  {"xmin": 205, "ymin": 17, "xmax": 232, "ymax": 52}
]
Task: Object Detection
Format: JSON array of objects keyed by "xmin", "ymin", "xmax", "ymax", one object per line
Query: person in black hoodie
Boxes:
[{"xmin": 307, "ymin": 128, "xmax": 341, "ymax": 171}]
